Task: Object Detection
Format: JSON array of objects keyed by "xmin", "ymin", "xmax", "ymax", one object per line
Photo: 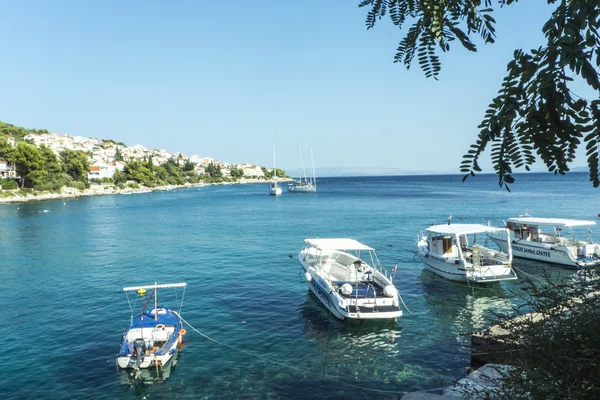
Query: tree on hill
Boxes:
[
  {"xmin": 40, "ymin": 145, "xmax": 62, "ymax": 179},
  {"xmin": 261, "ymin": 166, "xmax": 273, "ymax": 180},
  {"xmin": 0, "ymin": 120, "xmax": 48, "ymax": 141},
  {"xmin": 229, "ymin": 166, "xmax": 244, "ymax": 179},
  {"xmin": 13, "ymin": 142, "xmax": 46, "ymax": 188},
  {"xmin": 0, "ymin": 136, "xmax": 14, "ymax": 162},
  {"xmin": 115, "ymin": 146, "xmax": 124, "ymax": 161},
  {"xmin": 60, "ymin": 149, "xmax": 90, "ymax": 182},
  {"xmin": 360, "ymin": 0, "xmax": 600, "ymax": 189},
  {"xmin": 205, "ymin": 162, "xmax": 222, "ymax": 178}
]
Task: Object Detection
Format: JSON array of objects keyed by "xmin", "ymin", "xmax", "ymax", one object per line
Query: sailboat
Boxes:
[
  {"xmin": 269, "ymin": 138, "xmax": 282, "ymax": 196},
  {"xmin": 288, "ymin": 144, "xmax": 316, "ymax": 193}
]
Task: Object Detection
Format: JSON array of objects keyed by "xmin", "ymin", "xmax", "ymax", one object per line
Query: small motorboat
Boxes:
[
  {"xmin": 117, "ymin": 283, "xmax": 187, "ymax": 370},
  {"xmin": 417, "ymin": 224, "xmax": 517, "ymax": 283},
  {"xmin": 298, "ymin": 238, "xmax": 403, "ymax": 320},
  {"xmin": 489, "ymin": 214, "xmax": 600, "ymax": 268}
]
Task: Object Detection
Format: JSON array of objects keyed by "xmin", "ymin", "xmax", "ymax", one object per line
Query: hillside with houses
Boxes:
[{"xmin": 0, "ymin": 120, "xmax": 281, "ymax": 193}]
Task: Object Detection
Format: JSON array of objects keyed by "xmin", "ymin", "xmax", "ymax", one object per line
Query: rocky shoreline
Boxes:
[{"xmin": 0, "ymin": 178, "xmax": 278, "ymax": 204}]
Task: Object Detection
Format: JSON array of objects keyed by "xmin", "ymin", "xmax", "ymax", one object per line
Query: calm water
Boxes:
[{"xmin": 1, "ymin": 173, "xmax": 596, "ymax": 399}]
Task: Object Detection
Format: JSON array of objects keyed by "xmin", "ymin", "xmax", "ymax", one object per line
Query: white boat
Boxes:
[
  {"xmin": 417, "ymin": 224, "xmax": 517, "ymax": 283},
  {"xmin": 288, "ymin": 144, "xmax": 316, "ymax": 193},
  {"xmin": 269, "ymin": 137, "xmax": 282, "ymax": 196},
  {"xmin": 117, "ymin": 283, "xmax": 187, "ymax": 370},
  {"xmin": 298, "ymin": 238, "xmax": 403, "ymax": 320},
  {"xmin": 488, "ymin": 215, "xmax": 600, "ymax": 268}
]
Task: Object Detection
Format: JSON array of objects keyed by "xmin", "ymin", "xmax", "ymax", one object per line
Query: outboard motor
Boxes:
[{"xmin": 133, "ymin": 338, "xmax": 147, "ymax": 367}]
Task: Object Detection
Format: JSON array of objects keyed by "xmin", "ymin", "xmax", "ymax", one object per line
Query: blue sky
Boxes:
[{"xmin": 0, "ymin": 0, "xmax": 583, "ymax": 173}]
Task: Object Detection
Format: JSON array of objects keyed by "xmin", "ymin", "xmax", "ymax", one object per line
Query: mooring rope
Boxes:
[
  {"xmin": 178, "ymin": 315, "xmax": 450, "ymax": 395},
  {"xmin": 512, "ymin": 265, "xmax": 546, "ymax": 283}
]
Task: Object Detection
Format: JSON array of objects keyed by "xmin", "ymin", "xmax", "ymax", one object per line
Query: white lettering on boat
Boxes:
[{"xmin": 513, "ymin": 245, "xmax": 551, "ymax": 258}]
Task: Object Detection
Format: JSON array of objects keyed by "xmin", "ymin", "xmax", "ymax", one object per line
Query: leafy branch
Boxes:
[{"xmin": 360, "ymin": 0, "xmax": 600, "ymax": 188}]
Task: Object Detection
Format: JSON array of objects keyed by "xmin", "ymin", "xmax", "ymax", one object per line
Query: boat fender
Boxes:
[
  {"xmin": 383, "ymin": 285, "xmax": 397, "ymax": 298},
  {"xmin": 178, "ymin": 328, "xmax": 187, "ymax": 345},
  {"xmin": 340, "ymin": 283, "xmax": 353, "ymax": 296},
  {"xmin": 304, "ymin": 272, "xmax": 312, "ymax": 282}
]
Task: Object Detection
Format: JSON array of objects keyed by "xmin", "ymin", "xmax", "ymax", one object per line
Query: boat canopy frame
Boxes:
[{"xmin": 302, "ymin": 238, "xmax": 392, "ymax": 283}]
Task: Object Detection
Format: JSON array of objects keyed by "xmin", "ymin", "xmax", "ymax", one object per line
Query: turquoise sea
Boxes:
[{"xmin": 1, "ymin": 173, "xmax": 596, "ymax": 399}]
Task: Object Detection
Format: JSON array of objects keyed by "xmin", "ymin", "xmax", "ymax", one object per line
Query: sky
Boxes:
[{"xmin": 0, "ymin": 0, "xmax": 588, "ymax": 174}]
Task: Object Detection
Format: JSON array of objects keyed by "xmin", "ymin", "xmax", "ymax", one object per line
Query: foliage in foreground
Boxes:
[
  {"xmin": 359, "ymin": 0, "xmax": 600, "ymax": 189},
  {"xmin": 480, "ymin": 270, "xmax": 600, "ymax": 399}
]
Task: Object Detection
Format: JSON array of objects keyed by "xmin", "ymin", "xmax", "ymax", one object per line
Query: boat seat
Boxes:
[{"xmin": 152, "ymin": 328, "xmax": 169, "ymax": 342}]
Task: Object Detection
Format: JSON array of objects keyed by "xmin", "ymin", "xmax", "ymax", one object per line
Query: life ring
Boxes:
[{"xmin": 155, "ymin": 324, "xmax": 166, "ymax": 330}]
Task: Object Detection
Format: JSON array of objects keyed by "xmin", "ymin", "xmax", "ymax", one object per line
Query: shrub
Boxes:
[{"xmin": 0, "ymin": 179, "xmax": 18, "ymax": 190}]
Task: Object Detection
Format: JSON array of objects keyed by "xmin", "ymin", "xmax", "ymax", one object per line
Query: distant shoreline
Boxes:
[{"xmin": 0, "ymin": 178, "xmax": 289, "ymax": 205}]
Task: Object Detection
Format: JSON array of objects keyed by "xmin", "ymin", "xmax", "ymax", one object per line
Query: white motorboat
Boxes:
[
  {"xmin": 288, "ymin": 144, "xmax": 316, "ymax": 193},
  {"xmin": 269, "ymin": 137, "xmax": 282, "ymax": 196},
  {"xmin": 417, "ymin": 224, "xmax": 517, "ymax": 283},
  {"xmin": 298, "ymin": 238, "xmax": 403, "ymax": 320},
  {"xmin": 488, "ymin": 215, "xmax": 600, "ymax": 268},
  {"xmin": 117, "ymin": 283, "xmax": 187, "ymax": 370}
]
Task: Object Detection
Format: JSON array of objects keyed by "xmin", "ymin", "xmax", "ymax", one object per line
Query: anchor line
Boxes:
[
  {"xmin": 512, "ymin": 265, "xmax": 546, "ymax": 283},
  {"xmin": 179, "ymin": 316, "xmax": 417, "ymax": 395}
]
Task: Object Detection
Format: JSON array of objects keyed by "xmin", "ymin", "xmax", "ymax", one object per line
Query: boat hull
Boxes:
[
  {"xmin": 287, "ymin": 183, "xmax": 316, "ymax": 193},
  {"xmin": 269, "ymin": 185, "xmax": 282, "ymax": 196},
  {"xmin": 420, "ymin": 254, "xmax": 516, "ymax": 283},
  {"xmin": 490, "ymin": 237, "xmax": 600, "ymax": 269}
]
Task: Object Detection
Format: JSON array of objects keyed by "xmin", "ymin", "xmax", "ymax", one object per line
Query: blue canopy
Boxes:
[{"xmin": 129, "ymin": 308, "xmax": 181, "ymax": 329}]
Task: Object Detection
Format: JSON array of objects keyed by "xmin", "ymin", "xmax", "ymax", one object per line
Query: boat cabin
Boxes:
[{"xmin": 506, "ymin": 217, "xmax": 596, "ymax": 247}]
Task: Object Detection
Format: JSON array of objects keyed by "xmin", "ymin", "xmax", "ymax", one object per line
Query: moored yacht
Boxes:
[
  {"xmin": 298, "ymin": 238, "xmax": 403, "ymax": 320},
  {"xmin": 488, "ymin": 215, "xmax": 600, "ymax": 268},
  {"xmin": 288, "ymin": 144, "xmax": 316, "ymax": 193},
  {"xmin": 417, "ymin": 224, "xmax": 517, "ymax": 283}
]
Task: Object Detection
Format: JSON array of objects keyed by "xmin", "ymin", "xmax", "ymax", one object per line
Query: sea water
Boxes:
[{"xmin": 0, "ymin": 173, "xmax": 595, "ymax": 399}]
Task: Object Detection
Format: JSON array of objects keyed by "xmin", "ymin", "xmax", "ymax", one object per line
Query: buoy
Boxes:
[
  {"xmin": 64, "ymin": 202, "xmax": 66, "ymax": 206},
  {"xmin": 137, "ymin": 288, "xmax": 147, "ymax": 296},
  {"xmin": 178, "ymin": 328, "xmax": 187, "ymax": 344}
]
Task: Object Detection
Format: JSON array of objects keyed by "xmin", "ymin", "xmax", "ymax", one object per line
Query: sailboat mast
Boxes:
[
  {"xmin": 298, "ymin": 143, "xmax": 307, "ymax": 184},
  {"xmin": 272, "ymin": 137, "xmax": 277, "ymax": 183}
]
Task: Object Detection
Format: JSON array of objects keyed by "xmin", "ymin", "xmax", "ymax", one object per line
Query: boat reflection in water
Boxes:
[
  {"xmin": 299, "ymin": 292, "xmax": 402, "ymax": 356},
  {"xmin": 418, "ymin": 270, "xmax": 515, "ymax": 335}
]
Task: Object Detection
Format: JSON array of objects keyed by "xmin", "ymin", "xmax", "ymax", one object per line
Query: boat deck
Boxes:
[{"xmin": 334, "ymin": 282, "xmax": 384, "ymax": 298}]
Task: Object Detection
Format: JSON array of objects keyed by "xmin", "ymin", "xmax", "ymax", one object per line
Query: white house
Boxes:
[
  {"xmin": 88, "ymin": 161, "xmax": 117, "ymax": 180},
  {"xmin": 0, "ymin": 159, "xmax": 16, "ymax": 178}
]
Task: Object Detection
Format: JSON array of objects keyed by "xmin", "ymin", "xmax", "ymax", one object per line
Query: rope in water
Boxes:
[
  {"xmin": 512, "ymin": 265, "xmax": 547, "ymax": 282},
  {"xmin": 179, "ymin": 315, "xmax": 447, "ymax": 395}
]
